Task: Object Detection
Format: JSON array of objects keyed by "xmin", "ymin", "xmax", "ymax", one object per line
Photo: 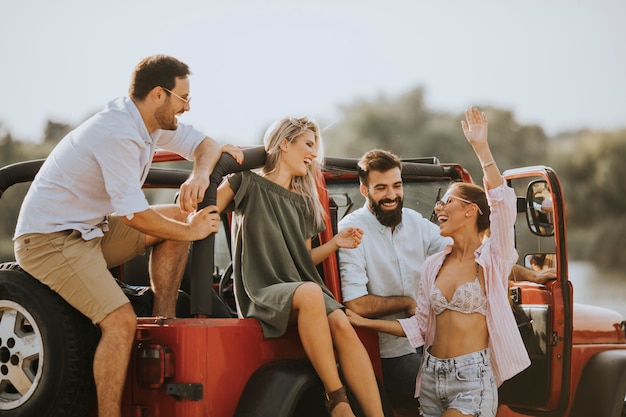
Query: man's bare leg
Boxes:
[
  {"xmin": 146, "ymin": 205, "xmax": 191, "ymax": 317},
  {"xmin": 94, "ymin": 303, "xmax": 136, "ymax": 417},
  {"xmin": 149, "ymin": 238, "xmax": 190, "ymax": 317}
]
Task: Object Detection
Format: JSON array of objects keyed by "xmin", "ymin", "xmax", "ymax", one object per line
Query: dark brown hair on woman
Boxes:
[{"xmin": 449, "ymin": 182, "xmax": 491, "ymax": 232}]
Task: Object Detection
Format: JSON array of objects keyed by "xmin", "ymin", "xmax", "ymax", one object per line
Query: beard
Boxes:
[
  {"xmin": 154, "ymin": 100, "xmax": 178, "ymax": 130},
  {"xmin": 369, "ymin": 196, "xmax": 403, "ymax": 228}
]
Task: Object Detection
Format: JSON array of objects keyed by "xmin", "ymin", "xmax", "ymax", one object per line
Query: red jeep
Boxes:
[{"xmin": 0, "ymin": 146, "xmax": 624, "ymax": 417}]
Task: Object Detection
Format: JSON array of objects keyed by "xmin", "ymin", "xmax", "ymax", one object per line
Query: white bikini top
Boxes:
[{"xmin": 429, "ymin": 273, "xmax": 487, "ymax": 316}]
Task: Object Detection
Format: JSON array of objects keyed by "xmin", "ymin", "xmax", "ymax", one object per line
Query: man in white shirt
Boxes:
[
  {"xmin": 13, "ymin": 55, "xmax": 242, "ymax": 417},
  {"xmin": 338, "ymin": 149, "xmax": 449, "ymax": 411}
]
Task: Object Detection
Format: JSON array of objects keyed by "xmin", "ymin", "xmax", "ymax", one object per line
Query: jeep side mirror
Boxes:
[
  {"xmin": 524, "ymin": 253, "xmax": 556, "ymax": 270},
  {"xmin": 526, "ymin": 180, "xmax": 554, "ymax": 237}
]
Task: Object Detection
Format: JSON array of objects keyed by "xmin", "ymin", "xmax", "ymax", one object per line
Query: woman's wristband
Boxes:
[{"xmin": 481, "ymin": 160, "xmax": 496, "ymax": 169}]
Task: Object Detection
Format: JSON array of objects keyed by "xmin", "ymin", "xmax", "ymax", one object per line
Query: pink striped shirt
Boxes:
[{"xmin": 399, "ymin": 180, "xmax": 530, "ymax": 396}]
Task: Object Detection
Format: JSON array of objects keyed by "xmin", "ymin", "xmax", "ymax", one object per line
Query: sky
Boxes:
[{"xmin": 1, "ymin": 0, "xmax": 625, "ymax": 146}]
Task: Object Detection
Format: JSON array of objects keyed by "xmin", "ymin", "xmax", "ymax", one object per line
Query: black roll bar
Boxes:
[{"xmin": 189, "ymin": 146, "xmax": 267, "ymax": 315}]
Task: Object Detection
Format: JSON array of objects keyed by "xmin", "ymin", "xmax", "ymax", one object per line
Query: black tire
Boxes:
[
  {"xmin": 234, "ymin": 359, "xmax": 395, "ymax": 417},
  {"xmin": 569, "ymin": 349, "xmax": 626, "ymax": 417},
  {"xmin": 0, "ymin": 262, "xmax": 99, "ymax": 417}
]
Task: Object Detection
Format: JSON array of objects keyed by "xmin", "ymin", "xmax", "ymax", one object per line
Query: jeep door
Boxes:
[{"xmin": 498, "ymin": 166, "xmax": 572, "ymax": 417}]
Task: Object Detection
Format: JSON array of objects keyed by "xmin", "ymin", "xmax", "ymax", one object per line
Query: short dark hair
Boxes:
[
  {"xmin": 357, "ymin": 149, "xmax": 402, "ymax": 187},
  {"xmin": 129, "ymin": 55, "xmax": 191, "ymax": 101}
]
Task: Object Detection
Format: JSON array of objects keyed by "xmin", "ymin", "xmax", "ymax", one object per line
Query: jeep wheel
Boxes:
[{"xmin": 0, "ymin": 263, "xmax": 98, "ymax": 417}]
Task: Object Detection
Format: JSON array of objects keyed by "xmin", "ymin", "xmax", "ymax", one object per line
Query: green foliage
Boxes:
[
  {"xmin": 0, "ymin": 129, "xmax": 58, "ymax": 261},
  {"xmin": 324, "ymin": 87, "xmax": 432, "ymax": 157},
  {"xmin": 548, "ymin": 129, "xmax": 626, "ymax": 267},
  {"xmin": 551, "ymin": 130, "xmax": 626, "ymax": 226},
  {"xmin": 325, "ymin": 89, "xmax": 551, "ymax": 181},
  {"xmin": 589, "ymin": 218, "xmax": 626, "ymax": 267},
  {"xmin": 0, "ymin": 184, "xmax": 28, "ymax": 262},
  {"xmin": 0, "ymin": 132, "xmax": 56, "ymax": 167},
  {"xmin": 43, "ymin": 121, "xmax": 72, "ymax": 143}
]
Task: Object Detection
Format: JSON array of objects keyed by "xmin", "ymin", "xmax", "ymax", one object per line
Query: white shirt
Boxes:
[
  {"xmin": 338, "ymin": 204, "xmax": 450, "ymax": 357},
  {"xmin": 15, "ymin": 97, "xmax": 206, "ymax": 240}
]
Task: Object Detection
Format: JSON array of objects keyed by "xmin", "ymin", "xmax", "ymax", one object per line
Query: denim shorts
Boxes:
[{"xmin": 418, "ymin": 348, "xmax": 497, "ymax": 417}]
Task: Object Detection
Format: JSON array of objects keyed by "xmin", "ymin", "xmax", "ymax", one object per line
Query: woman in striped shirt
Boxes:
[{"xmin": 347, "ymin": 106, "xmax": 530, "ymax": 417}]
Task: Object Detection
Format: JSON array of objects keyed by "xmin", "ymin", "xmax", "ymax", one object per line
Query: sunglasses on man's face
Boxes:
[{"xmin": 162, "ymin": 87, "xmax": 191, "ymax": 106}]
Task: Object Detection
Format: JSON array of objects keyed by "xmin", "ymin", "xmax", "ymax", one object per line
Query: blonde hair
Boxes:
[{"xmin": 262, "ymin": 116, "xmax": 326, "ymax": 228}]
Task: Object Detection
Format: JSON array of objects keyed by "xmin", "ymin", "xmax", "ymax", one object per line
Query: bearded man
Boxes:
[{"xmin": 338, "ymin": 149, "xmax": 449, "ymax": 412}]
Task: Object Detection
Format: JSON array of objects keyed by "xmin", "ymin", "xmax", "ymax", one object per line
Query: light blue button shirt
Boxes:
[
  {"xmin": 15, "ymin": 97, "xmax": 206, "ymax": 240},
  {"xmin": 338, "ymin": 204, "xmax": 451, "ymax": 358}
]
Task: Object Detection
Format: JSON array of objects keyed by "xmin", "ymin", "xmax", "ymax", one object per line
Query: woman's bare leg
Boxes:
[
  {"xmin": 329, "ymin": 309, "xmax": 385, "ymax": 417},
  {"xmin": 291, "ymin": 283, "xmax": 355, "ymax": 417}
]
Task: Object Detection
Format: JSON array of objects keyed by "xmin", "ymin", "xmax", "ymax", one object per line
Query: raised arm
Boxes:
[{"xmin": 461, "ymin": 106, "xmax": 501, "ymax": 189}]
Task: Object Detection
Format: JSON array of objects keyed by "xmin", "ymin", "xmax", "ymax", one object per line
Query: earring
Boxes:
[{"xmin": 465, "ymin": 212, "xmax": 469, "ymax": 217}]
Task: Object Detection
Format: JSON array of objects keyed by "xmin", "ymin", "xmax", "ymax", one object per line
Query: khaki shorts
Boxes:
[{"xmin": 14, "ymin": 216, "xmax": 145, "ymax": 324}]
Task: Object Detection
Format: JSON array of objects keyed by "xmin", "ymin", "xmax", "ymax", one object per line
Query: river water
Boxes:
[{"xmin": 568, "ymin": 260, "xmax": 626, "ymax": 318}]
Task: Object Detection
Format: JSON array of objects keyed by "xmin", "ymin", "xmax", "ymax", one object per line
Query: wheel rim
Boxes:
[{"xmin": 0, "ymin": 300, "xmax": 44, "ymax": 409}]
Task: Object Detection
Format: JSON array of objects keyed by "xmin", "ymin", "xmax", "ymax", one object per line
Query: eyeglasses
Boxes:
[
  {"xmin": 162, "ymin": 87, "xmax": 191, "ymax": 106},
  {"xmin": 435, "ymin": 193, "xmax": 484, "ymax": 215}
]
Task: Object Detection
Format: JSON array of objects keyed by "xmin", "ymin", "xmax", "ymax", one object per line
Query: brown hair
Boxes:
[
  {"xmin": 357, "ymin": 149, "xmax": 402, "ymax": 187},
  {"xmin": 448, "ymin": 182, "xmax": 491, "ymax": 232},
  {"xmin": 129, "ymin": 55, "xmax": 191, "ymax": 101}
]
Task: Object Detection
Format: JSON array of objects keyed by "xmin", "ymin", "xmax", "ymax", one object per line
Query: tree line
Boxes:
[{"xmin": 1, "ymin": 88, "xmax": 625, "ymax": 268}]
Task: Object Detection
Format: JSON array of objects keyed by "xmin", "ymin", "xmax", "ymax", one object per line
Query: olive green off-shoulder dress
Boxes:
[{"xmin": 228, "ymin": 171, "xmax": 343, "ymax": 338}]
